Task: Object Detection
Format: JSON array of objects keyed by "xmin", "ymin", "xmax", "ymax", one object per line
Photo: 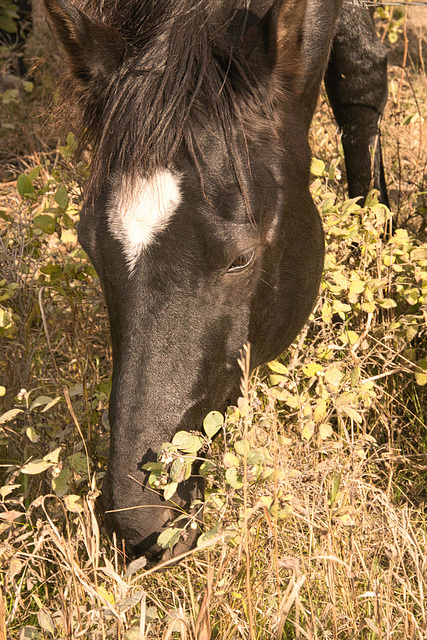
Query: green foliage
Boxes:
[
  {"xmin": 1, "ymin": 108, "xmax": 427, "ymax": 635},
  {"xmin": 0, "ymin": 0, "xmax": 20, "ymax": 34}
]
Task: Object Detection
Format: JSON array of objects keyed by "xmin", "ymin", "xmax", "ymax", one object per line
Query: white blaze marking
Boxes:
[{"xmin": 108, "ymin": 170, "xmax": 182, "ymax": 274}]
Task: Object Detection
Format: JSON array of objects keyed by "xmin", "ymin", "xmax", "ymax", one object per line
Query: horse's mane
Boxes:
[{"xmin": 69, "ymin": 0, "xmax": 282, "ymax": 197}]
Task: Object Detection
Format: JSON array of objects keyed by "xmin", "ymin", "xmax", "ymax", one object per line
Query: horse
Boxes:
[{"xmin": 42, "ymin": 0, "xmax": 389, "ymax": 565}]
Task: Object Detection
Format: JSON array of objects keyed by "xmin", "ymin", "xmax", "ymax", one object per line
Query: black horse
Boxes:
[{"xmin": 42, "ymin": 0, "xmax": 388, "ymax": 564}]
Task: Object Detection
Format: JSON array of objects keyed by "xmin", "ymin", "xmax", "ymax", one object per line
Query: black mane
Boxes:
[{"xmin": 71, "ymin": 0, "xmax": 282, "ymax": 196}]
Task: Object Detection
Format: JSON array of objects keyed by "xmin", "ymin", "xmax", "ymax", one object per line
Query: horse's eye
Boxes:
[{"xmin": 227, "ymin": 250, "xmax": 255, "ymax": 273}]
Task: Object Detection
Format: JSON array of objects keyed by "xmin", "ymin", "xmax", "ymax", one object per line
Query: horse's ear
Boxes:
[
  {"xmin": 242, "ymin": 0, "xmax": 308, "ymax": 90},
  {"xmin": 43, "ymin": 0, "xmax": 125, "ymax": 86},
  {"xmin": 275, "ymin": 0, "xmax": 308, "ymax": 90}
]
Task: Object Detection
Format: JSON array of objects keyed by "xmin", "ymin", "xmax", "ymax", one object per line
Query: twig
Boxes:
[
  {"xmin": 63, "ymin": 385, "xmax": 92, "ymax": 483},
  {"xmin": 396, "ymin": 6, "xmax": 409, "ymax": 107}
]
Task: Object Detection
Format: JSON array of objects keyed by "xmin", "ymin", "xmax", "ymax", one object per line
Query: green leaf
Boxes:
[
  {"xmin": 301, "ymin": 421, "xmax": 315, "ymax": 441},
  {"xmin": 171, "ymin": 431, "xmax": 203, "ymax": 453},
  {"xmin": 21, "ymin": 459, "xmax": 54, "ymax": 475},
  {"xmin": 319, "ymin": 423, "xmax": 333, "ymax": 440},
  {"xmin": 28, "ymin": 166, "xmax": 41, "ymax": 180},
  {"xmin": 267, "ymin": 360, "xmax": 289, "ymax": 375},
  {"xmin": 203, "ymin": 411, "xmax": 223, "ymax": 439},
  {"xmin": 361, "ymin": 301, "xmax": 376, "ymax": 313},
  {"xmin": 2, "ymin": 88, "xmax": 19, "ymax": 104},
  {"xmin": 62, "ymin": 212, "xmax": 74, "ymax": 229},
  {"xmin": 348, "ymin": 279, "xmax": 365, "ymax": 303},
  {"xmin": 17, "ymin": 174, "xmax": 36, "ymax": 197},
  {"xmin": 302, "ymin": 362, "xmax": 323, "ymax": 378},
  {"xmin": 34, "ymin": 215, "xmax": 56, "ymax": 235},
  {"xmin": 66, "ymin": 451, "xmax": 90, "ymax": 476},
  {"xmin": 141, "ymin": 462, "xmax": 163, "ymax": 472},
  {"xmin": 269, "ymin": 374, "xmax": 287, "ymax": 386},
  {"xmin": 325, "ymin": 365, "xmax": 343, "ymax": 390},
  {"xmin": 378, "ymin": 298, "xmax": 397, "ymax": 309},
  {"xmin": 157, "ymin": 527, "xmax": 182, "ymax": 550},
  {"xmin": 52, "ymin": 466, "xmax": 72, "ymax": 497},
  {"xmin": 41, "ymin": 397, "xmax": 61, "ymax": 412},
  {"xmin": 247, "ymin": 448, "xmax": 271, "ymax": 465},
  {"xmin": 350, "ymin": 365, "xmax": 360, "ymax": 388},
  {"xmin": 29, "ymin": 396, "xmax": 54, "ymax": 411},
  {"xmin": 225, "ymin": 467, "xmax": 243, "ymax": 489},
  {"xmin": 163, "ymin": 482, "xmax": 178, "ymax": 501},
  {"xmin": 44, "ymin": 447, "xmax": 62, "ymax": 464},
  {"xmin": 403, "ymin": 288, "xmax": 419, "ymax": 306},
  {"xmin": 197, "ymin": 522, "xmax": 221, "ymax": 547},
  {"xmin": 311, "ymin": 157, "xmax": 325, "ymax": 177},
  {"xmin": 234, "ymin": 439, "xmax": 249, "ymax": 456},
  {"xmin": 199, "ymin": 460, "xmax": 215, "ymax": 476},
  {"xmin": 322, "ymin": 300, "xmax": 332, "ymax": 324},
  {"xmin": 313, "ymin": 399, "xmax": 328, "ymax": 424},
  {"xmin": 268, "ymin": 387, "xmax": 299, "ymax": 408},
  {"xmin": 17, "ymin": 627, "xmax": 42, "ymax": 640},
  {"xmin": 54, "ymin": 185, "xmax": 69, "ymax": 210},
  {"xmin": 169, "ymin": 458, "xmax": 183, "ymax": 482},
  {"xmin": 0, "ymin": 16, "xmax": 17, "ymax": 33},
  {"xmin": 224, "ymin": 452, "xmax": 240, "ymax": 467},
  {"xmin": 414, "ymin": 358, "xmax": 427, "ymax": 386}
]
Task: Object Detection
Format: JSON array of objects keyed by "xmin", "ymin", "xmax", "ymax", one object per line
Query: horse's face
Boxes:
[
  {"xmin": 43, "ymin": 0, "xmax": 324, "ymax": 563},
  {"xmin": 78, "ymin": 135, "xmax": 301, "ymax": 562}
]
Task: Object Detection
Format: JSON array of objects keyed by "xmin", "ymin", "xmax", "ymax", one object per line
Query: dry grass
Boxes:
[{"xmin": 1, "ymin": 12, "xmax": 427, "ymax": 640}]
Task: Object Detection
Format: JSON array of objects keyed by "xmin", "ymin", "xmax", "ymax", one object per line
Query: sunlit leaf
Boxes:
[
  {"xmin": 172, "ymin": 431, "xmax": 203, "ymax": 453},
  {"xmin": 415, "ymin": 357, "xmax": 427, "ymax": 386},
  {"xmin": 26, "ymin": 427, "xmax": 39, "ymax": 443},
  {"xmin": 203, "ymin": 411, "xmax": 223, "ymax": 439},
  {"xmin": 301, "ymin": 421, "xmax": 315, "ymax": 441},
  {"xmin": 21, "ymin": 459, "xmax": 53, "ymax": 475},
  {"xmin": 29, "ymin": 396, "xmax": 54, "ymax": 411},
  {"xmin": 378, "ymin": 298, "xmax": 397, "ymax": 309},
  {"xmin": 169, "ymin": 458, "xmax": 183, "ymax": 482},
  {"xmin": 319, "ymin": 423, "xmax": 333, "ymax": 440},
  {"xmin": 163, "ymin": 482, "xmax": 178, "ymax": 501},
  {"xmin": 302, "ymin": 362, "xmax": 323, "ymax": 378},
  {"xmin": 267, "ymin": 360, "xmax": 289, "ymax": 375},
  {"xmin": 44, "ymin": 447, "xmax": 62, "ymax": 464},
  {"xmin": 313, "ymin": 399, "xmax": 328, "ymax": 424},
  {"xmin": 0, "ymin": 408, "xmax": 23, "ymax": 424},
  {"xmin": 325, "ymin": 365, "xmax": 343, "ymax": 389},
  {"xmin": 234, "ymin": 439, "xmax": 249, "ymax": 456},
  {"xmin": 224, "ymin": 452, "xmax": 240, "ymax": 467},
  {"xmin": 225, "ymin": 467, "xmax": 243, "ymax": 489},
  {"xmin": 311, "ymin": 157, "xmax": 325, "ymax": 177},
  {"xmin": 157, "ymin": 527, "xmax": 181, "ymax": 550}
]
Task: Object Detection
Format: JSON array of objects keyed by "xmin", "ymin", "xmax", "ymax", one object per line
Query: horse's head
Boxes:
[{"xmin": 43, "ymin": 0, "xmax": 324, "ymax": 564}]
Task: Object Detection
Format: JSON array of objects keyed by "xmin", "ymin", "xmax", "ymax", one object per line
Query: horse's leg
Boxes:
[{"xmin": 325, "ymin": 5, "xmax": 389, "ymax": 206}]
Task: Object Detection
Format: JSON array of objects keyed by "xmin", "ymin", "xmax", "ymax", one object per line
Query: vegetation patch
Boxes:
[{"xmin": 1, "ymin": 10, "xmax": 427, "ymax": 640}]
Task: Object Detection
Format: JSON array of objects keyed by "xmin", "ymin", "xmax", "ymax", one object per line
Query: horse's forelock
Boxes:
[{"xmin": 68, "ymin": 0, "xmax": 284, "ymax": 203}]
